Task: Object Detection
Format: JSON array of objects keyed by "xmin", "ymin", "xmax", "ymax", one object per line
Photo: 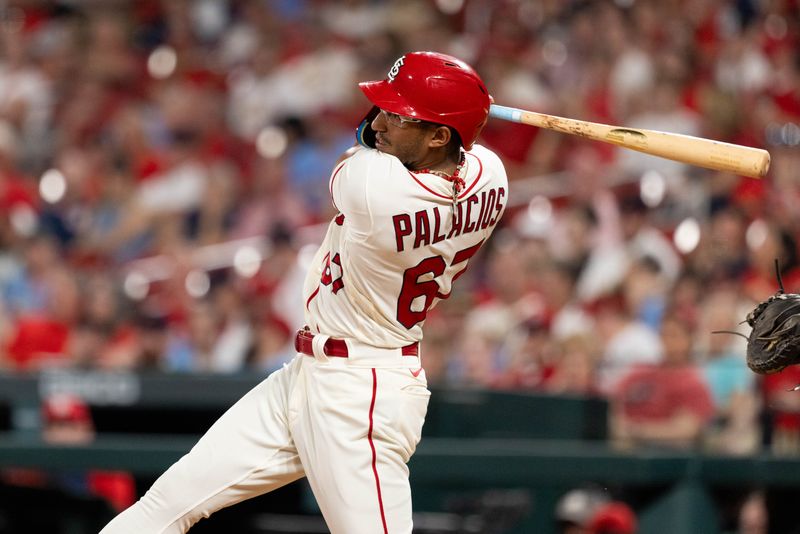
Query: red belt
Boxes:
[{"xmin": 294, "ymin": 329, "xmax": 418, "ymax": 358}]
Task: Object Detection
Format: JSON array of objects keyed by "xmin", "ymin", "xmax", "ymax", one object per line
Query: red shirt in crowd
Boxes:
[
  {"xmin": 614, "ymin": 364, "xmax": 715, "ymax": 424},
  {"xmin": 5, "ymin": 315, "xmax": 71, "ymax": 370}
]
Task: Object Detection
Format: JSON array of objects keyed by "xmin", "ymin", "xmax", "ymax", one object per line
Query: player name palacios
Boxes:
[{"xmin": 391, "ymin": 186, "xmax": 506, "ymax": 252}]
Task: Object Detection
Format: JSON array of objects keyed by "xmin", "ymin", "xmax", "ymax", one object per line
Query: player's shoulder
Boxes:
[
  {"xmin": 467, "ymin": 144, "xmax": 506, "ymax": 171},
  {"xmin": 341, "ymin": 146, "xmax": 402, "ymax": 175},
  {"xmin": 467, "ymin": 144, "xmax": 507, "ymax": 184},
  {"xmin": 332, "ymin": 147, "xmax": 407, "ymax": 209}
]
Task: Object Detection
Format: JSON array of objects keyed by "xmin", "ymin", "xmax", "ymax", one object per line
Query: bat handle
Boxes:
[{"xmin": 489, "ymin": 104, "xmax": 524, "ymax": 122}]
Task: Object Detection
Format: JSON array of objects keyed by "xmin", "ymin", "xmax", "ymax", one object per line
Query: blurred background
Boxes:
[{"xmin": 0, "ymin": 0, "xmax": 799, "ymax": 532}]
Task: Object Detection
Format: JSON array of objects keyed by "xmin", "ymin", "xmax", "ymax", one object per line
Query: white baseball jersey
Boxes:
[
  {"xmin": 100, "ymin": 143, "xmax": 508, "ymax": 534},
  {"xmin": 304, "ymin": 144, "xmax": 508, "ymax": 347}
]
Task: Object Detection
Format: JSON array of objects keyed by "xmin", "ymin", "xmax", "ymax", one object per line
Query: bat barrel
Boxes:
[{"xmin": 488, "ymin": 104, "xmax": 770, "ymax": 179}]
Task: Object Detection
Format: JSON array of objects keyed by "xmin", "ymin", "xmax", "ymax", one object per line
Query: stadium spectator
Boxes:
[
  {"xmin": 554, "ymin": 485, "xmax": 612, "ymax": 534},
  {"xmin": 492, "ymin": 318, "xmax": 557, "ymax": 390},
  {"xmin": 609, "ymin": 312, "xmax": 715, "ymax": 450},
  {"xmin": 587, "ymin": 501, "xmax": 638, "ymax": 534},
  {"xmin": 697, "ymin": 288, "xmax": 760, "ymax": 455},
  {"xmin": 592, "ymin": 292, "xmax": 663, "ymax": 395},
  {"xmin": 541, "ymin": 332, "xmax": 600, "ymax": 396}
]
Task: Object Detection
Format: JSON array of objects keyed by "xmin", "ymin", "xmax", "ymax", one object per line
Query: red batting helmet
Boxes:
[{"xmin": 359, "ymin": 51, "xmax": 491, "ymax": 150}]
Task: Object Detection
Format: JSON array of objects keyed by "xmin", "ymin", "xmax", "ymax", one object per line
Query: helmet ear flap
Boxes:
[{"xmin": 356, "ymin": 106, "xmax": 381, "ymax": 148}]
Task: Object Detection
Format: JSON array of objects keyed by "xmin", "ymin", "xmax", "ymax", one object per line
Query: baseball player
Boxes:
[{"xmin": 100, "ymin": 51, "xmax": 508, "ymax": 534}]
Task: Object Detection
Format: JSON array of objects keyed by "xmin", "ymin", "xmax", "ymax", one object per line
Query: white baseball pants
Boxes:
[{"xmin": 99, "ymin": 344, "xmax": 429, "ymax": 534}]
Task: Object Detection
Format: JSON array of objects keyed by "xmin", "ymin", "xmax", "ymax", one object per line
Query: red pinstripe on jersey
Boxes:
[
  {"xmin": 305, "ymin": 286, "xmax": 320, "ymax": 310},
  {"xmin": 405, "ymin": 153, "xmax": 483, "ymax": 200},
  {"xmin": 368, "ymin": 368, "xmax": 389, "ymax": 534},
  {"xmin": 328, "ymin": 161, "xmax": 346, "ymax": 211}
]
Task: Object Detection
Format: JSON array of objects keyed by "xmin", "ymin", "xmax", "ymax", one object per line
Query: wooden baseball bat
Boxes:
[{"xmin": 489, "ymin": 104, "xmax": 770, "ymax": 179}]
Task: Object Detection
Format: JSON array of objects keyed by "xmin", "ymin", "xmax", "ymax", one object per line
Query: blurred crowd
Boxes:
[{"xmin": 1, "ymin": 0, "xmax": 800, "ymax": 456}]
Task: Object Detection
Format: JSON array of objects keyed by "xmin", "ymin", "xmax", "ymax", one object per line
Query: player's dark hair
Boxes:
[{"xmin": 444, "ymin": 127, "xmax": 463, "ymax": 159}]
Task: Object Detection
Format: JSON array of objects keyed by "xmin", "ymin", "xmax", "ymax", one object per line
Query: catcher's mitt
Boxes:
[
  {"xmin": 741, "ymin": 261, "xmax": 800, "ymax": 374},
  {"xmin": 745, "ymin": 292, "xmax": 800, "ymax": 374}
]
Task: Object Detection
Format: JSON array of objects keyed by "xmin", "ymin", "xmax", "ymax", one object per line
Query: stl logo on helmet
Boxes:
[{"xmin": 387, "ymin": 56, "xmax": 405, "ymax": 82}]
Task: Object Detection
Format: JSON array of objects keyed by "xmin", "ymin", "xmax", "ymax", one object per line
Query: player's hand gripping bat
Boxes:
[{"xmin": 489, "ymin": 104, "xmax": 770, "ymax": 179}]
